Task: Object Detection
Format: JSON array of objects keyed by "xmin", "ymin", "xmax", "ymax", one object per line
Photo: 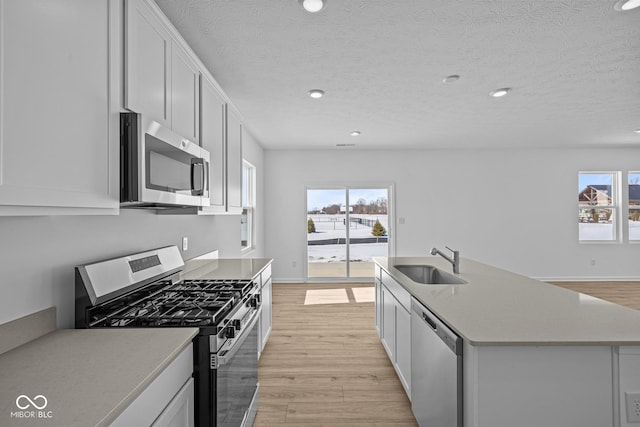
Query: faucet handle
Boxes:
[{"xmin": 445, "ymin": 245, "xmax": 457, "ymax": 254}]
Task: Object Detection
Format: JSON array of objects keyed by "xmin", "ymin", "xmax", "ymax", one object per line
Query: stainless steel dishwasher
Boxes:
[{"xmin": 411, "ymin": 297, "xmax": 463, "ymax": 427}]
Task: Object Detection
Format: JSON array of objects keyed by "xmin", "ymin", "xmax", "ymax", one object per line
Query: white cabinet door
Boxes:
[
  {"xmin": 395, "ymin": 304, "xmax": 411, "ymax": 397},
  {"xmin": 261, "ymin": 278, "xmax": 272, "ymax": 353},
  {"xmin": 200, "ymin": 75, "xmax": 226, "ymax": 212},
  {"xmin": 171, "ymin": 43, "xmax": 199, "ymax": 143},
  {"xmin": 375, "ymin": 278, "xmax": 382, "ymax": 335},
  {"xmin": 381, "ymin": 285, "xmax": 396, "ymax": 361},
  {"xmin": 226, "ymin": 110, "xmax": 243, "ymax": 214},
  {"xmin": 112, "ymin": 346, "xmax": 193, "ymax": 427},
  {"xmin": 125, "ymin": 0, "xmax": 171, "ymax": 127},
  {"xmin": 152, "ymin": 378, "xmax": 194, "ymax": 427},
  {"xmin": 0, "ymin": 0, "xmax": 119, "ymax": 214}
]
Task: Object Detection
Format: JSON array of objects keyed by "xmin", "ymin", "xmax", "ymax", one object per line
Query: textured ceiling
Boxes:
[{"xmin": 154, "ymin": 0, "xmax": 640, "ymax": 150}]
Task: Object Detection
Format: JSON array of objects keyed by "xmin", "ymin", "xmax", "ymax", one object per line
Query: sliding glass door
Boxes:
[{"xmin": 306, "ymin": 187, "xmax": 390, "ymax": 279}]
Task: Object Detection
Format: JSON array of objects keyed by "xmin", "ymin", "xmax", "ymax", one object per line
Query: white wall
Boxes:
[{"xmin": 264, "ymin": 148, "xmax": 640, "ymax": 281}]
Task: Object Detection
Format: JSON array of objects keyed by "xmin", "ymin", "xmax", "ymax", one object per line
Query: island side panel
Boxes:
[
  {"xmin": 464, "ymin": 344, "xmax": 614, "ymax": 427},
  {"xmin": 620, "ymin": 346, "xmax": 640, "ymax": 427}
]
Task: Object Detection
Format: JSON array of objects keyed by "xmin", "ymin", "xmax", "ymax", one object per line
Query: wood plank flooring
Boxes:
[
  {"xmin": 255, "ymin": 283, "xmax": 417, "ymax": 426},
  {"xmin": 255, "ymin": 280, "xmax": 640, "ymax": 425}
]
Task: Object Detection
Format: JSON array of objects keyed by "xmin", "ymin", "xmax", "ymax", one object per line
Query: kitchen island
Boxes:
[{"xmin": 374, "ymin": 256, "xmax": 640, "ymax": 427}]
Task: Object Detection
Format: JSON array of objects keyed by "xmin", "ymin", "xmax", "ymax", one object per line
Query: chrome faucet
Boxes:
[{"xmin": 430, "ymin": 246, "xmax": 460, "ymax": 274}]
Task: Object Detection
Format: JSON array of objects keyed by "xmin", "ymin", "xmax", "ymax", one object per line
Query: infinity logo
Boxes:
[{"xmin": 15, "ymin": 395, "xmax": 48, "ymax": 410}]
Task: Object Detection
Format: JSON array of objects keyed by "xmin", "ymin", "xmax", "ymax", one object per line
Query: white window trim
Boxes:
[
  {"xmin": 628, "ymin": 171, "xmax": 640, "ymax": 243},
  {"xmin": 578, "ymin": 171, "xmax": 621, "ymax": 244},
  {"xmin": 241, "ymin": 160, "xmax": 256, "ymax": 254}
]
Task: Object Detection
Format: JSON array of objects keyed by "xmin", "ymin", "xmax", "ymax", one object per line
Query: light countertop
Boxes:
[
  {"xmin": 181, "ymin": 257, "xmax": 272, "ymax": 281},
  {"xmin": 374, "ymin": 256, "xmax": 640, "ymax": 346},
  {"xmin": 0, "ymin": 328, "xmax": 197, "ymax": 427}
]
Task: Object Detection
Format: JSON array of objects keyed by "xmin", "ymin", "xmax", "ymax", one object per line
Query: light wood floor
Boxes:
[
  {"xmin": 549, "ymin": 281, "xmax": 640, "ymax": 310},
  {"xmin": 255, "ymin": 281, "xmax": 640, "ymax": 425},
  {"xmin": 255, "ymin": 282, "xmax": 417, "ymax": 426}
]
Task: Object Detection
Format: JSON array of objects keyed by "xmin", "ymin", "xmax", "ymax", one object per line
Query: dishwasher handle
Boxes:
[{"xmin": 413, "ymin": 300, "xmax": 463, "ymax": 356}]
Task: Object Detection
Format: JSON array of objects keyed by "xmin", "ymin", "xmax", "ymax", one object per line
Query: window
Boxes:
[
  {"xmin": 241, "ymin": 160, "xmax": 255, "ymax": 252},
  {"xmin": 629, "ymin": 172, "xmax": 640, "ymax": 241},
  {"xmin": 578, "ymin": 172, "xmax": 619, "ymax": 242}
]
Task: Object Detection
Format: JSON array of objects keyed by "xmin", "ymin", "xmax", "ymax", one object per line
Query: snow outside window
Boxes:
[
  {"xmin": 578, "ymin": 172, "xmax": 619, "ymax": 242},
  {"xmin": 241, "ymin": 161, "xmax": 255, "ymax": 252}
]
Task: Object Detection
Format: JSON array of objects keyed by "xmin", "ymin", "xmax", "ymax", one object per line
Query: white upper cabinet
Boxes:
[
  {"xmin": 125, "ymin": 0, "xmax": 199, "ymax": 143},
  {"xmin": 200, "ymin": 75, "xmax": 227, "ymax": 212},
  {"xmin": 0, "ymin": 0, "xmax": 120, "ymax": 215},
  {"xmin": 171, "ymin": 43, "xmax": 199, "ymax": 143},
  {"xmin": 226, "ymin": 110, "xmax": 243, "ymax": 214},
  {"xmin": 125, "ymin": 0, "xmax": 171, "ymax": 128}
]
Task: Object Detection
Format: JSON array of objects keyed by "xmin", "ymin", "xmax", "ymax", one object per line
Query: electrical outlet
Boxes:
[
  {"xmin": 182, "ymin": 237, "xmax": 188, "ymax": 251},
  {"xmin": 590, "ymin": 259, "xmax": 596, "ymax": 267},
  {"xmin": 625, "ymin": 392, "xmax": 640, "ymax": 422},
  {"xmin": 292, "ymin": 261, "xmax": 297, "ymax": 268}
]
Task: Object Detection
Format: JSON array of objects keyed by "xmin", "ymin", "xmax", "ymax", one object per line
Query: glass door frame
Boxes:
[{"xmin": 304, "ymin": 182, "xmax": 395, "ymax": 282}]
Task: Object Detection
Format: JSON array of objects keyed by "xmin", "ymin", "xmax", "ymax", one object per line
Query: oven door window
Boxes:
[
  {"xmin": 145, "ymin": 133, "xmax": 202, "ymax": 196},
  {"xmin": 216, "ymin": 318, "xmax": 258, "ymax": 427}
]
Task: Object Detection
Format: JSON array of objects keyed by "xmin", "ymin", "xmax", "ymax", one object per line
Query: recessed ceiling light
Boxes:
[
  {"xmin": 336, "ymin": 143, "xmax": 356, "ymax": 147},
  {"xmin": 299, "ymin": 0, "xmax": 325, "ymax": 13},
  {"xmin": 489, "ymin": 88, "xmax": 511, "ymax": 98},
  {"xmin": 308, "ymin": 89, "xmax": 324, "ymax": 99},
  {"xmin": 614, "ymin": 0, "xmax": 640, "ymax": 11},
  {"xmin": 350, "ymin": 131, "xmax": 361, "ymax": 137},
  {"xmin": 634, "ymin": 128, "xmax": 640, "ymax": 133},
  {"xmin": 443, "ymin": 75, "xmax": 460, "ymax": 83}
]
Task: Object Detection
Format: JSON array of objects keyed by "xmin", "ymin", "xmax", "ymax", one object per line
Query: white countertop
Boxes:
[
  {"xmin": 0, "ymin": 328, "xmax": 197, "ymax": 427},
  {"xmin": 374, "ymin": 256, "xmax": 640, "ymax": 346},
  {"xmin": 181, "ymin": 258, "xmax": 272, "ymax": 281}
]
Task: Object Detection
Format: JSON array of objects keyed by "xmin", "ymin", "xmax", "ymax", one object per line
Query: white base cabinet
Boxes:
[
  {"xmin": 112, "ymin": 345, "xmax": 194, "ymax": 427},
  {"xmin": 0, "ymin": 0, "xmax": 120, "ymax": 215},
  {"xmin": 377, "ymin": 270, "xmax": 411, "ymax": 398},
  {"xmin": 259, "ymin": 264, "xmax": 273, "ymax": 356}
]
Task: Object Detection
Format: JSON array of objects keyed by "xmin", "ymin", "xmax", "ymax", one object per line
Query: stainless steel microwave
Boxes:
[{"xmin": 120, "ymin": 112, "xmax": 210, "ymax": 208}]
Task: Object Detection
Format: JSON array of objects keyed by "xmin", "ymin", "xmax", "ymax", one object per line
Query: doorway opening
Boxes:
[{"xmin": 306, "ymin": 187, "xmax": 391, "ymax": 280}]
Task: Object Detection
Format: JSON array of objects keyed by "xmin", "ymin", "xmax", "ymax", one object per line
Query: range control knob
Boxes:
[
  {"xmin": 249, "ymin": 297, "xmax": 258, "ymax": 308},
  {"xmin": 231, "ymin": 319, "xmax": 242, "ymax": 330},
  {"xmin": 224, "ymin": 326, "xmax": 235, "ymax": 338}
]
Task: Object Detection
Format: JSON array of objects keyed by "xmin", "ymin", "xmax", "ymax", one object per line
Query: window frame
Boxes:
[
  {"xmin": 241, "ymin": 160, "xmax": 256, "ymax": 253},
  {"xmin": 578, "ymin": 171, "xmax": 621, "ymax": 243},
  {"xmin": 628, "ymin": 171, "xmax": 640, "ymax": 242}
]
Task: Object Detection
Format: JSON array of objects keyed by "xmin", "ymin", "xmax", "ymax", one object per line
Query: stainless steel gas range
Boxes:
[{"xmin": 75, "ymin": 246, "xmax": 260, "ymax": 427}]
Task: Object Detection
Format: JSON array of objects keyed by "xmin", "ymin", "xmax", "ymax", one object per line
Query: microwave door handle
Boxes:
[{"xmin": 191, "ymin": 159, "xmax": 205, "ymax": 196}]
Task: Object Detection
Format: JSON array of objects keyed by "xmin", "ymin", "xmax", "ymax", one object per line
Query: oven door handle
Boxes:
[{"xmin": 216, "ymin": 307, "xmax": 261, "ymax": 367}]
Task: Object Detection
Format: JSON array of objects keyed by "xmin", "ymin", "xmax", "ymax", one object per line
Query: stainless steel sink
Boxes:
[{"xmin": 394, "ymin": 265, "xmax": 468, "ymax": 285}]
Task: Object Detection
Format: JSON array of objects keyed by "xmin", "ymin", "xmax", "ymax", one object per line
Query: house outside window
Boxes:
[
  {"xmin": 578, "ymin": 172, "xmax": 619, "ymax": 242},
  {"xmin": 629, "ymin": 172, "xmax": 640, "ymax": 241},
  {"xmin": 241, "ymin": 160, "xmax": 256, "ymax": 252}
]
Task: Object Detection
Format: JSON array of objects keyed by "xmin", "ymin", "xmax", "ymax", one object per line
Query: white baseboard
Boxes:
[{"xmin": 272, "ymin": 277, "xmax": 306, "ymax": 283}]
